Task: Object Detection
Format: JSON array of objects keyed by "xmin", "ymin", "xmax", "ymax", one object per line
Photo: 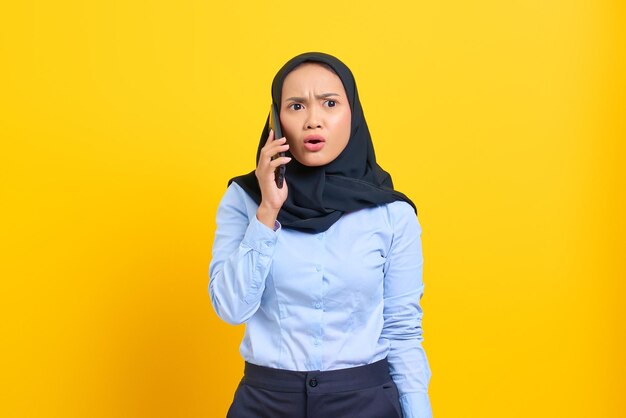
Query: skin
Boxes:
[
  {"xmin": 255, "ymin": 63, "xmax": 352, "ymax": 229},
  {"xmin": 279, "ymin": 63, "xmax": 352, "ymax": 167}
]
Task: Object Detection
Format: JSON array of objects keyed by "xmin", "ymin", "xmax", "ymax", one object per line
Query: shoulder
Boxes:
[
  {"xmin": 216, "ymin": 182, "xmax": 258, "ymax": 221},
  {"xmin": 221, "ymin": 181, "xmax": 258, "ymax": 205},
  {"xmin": 386, "ymin": 200, "xmax": 417, "ymax": 218},
  {"xmin": 342, "ymin": 200, "xmax": 420, "ymax": 233},
  {"xmin": 382, "ymin": 200, "xmax": 422, "ymax": 235}
]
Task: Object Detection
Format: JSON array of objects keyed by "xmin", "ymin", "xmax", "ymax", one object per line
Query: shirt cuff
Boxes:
[
  {"xmin": 399, "ymin": 392, "xmax": 432, "ymax": 418},
  {"xmin": 241, "ymin": 215, "xmax": 280, "ymax": 256}
]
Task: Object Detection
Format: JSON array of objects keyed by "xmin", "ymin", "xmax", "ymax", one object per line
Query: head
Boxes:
[
  {"xmin": 231, "ymin": 52, "xmax": 415, "ymax": 231},
  {"xmin": 278, "ymin": 62, "xmax": 352, "ymax": 167}
]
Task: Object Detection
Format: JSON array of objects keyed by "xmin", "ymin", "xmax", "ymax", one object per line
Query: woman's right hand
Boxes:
[{"xmin": 255, "ymin": 129, "xmax": 291, "ymax": 228}]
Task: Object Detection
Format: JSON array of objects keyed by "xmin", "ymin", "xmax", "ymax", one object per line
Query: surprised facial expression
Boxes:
[{"xmin": 279, "ymin": 63, "xmax": 352, "ymax": 167}]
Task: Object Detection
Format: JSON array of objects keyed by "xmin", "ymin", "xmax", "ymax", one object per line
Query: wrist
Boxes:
[{"xmin": 256, "ymin": 204, "xmax": 279, "ymax": 230}]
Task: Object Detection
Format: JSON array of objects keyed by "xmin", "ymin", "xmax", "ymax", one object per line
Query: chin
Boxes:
[{"xmin": 297, "ymin": 154, "xmax": 331, "ymax": 167}]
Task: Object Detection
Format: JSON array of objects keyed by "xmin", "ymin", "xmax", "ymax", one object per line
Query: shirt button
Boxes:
[
  {"xmin": 313, "ymin": 339, "xmax": 321, "ymax": 346},
  {"xmin": 315, "ymin": 265, "xmax": 322, "ymax": 272},
  {"xmin": 315, "ymin": 302, "xmax": 322, "ymax": 309},
  {"xmin": 317, "ymin": 234, "xmax": 323, "ymax": 241},
  {"xmin": 309, "ymin": 378, "xmax": 318, "ymax": 387}
]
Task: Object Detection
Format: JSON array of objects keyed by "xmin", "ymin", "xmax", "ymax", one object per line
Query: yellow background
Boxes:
[{"xmin": 1, "ymin": 0, "xmax": 624, "ymax": 417}]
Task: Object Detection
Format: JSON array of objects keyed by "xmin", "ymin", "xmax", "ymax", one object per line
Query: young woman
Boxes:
[{"xmin": 209, "ymin": 52, "xmax": 432, "ymax": 418}]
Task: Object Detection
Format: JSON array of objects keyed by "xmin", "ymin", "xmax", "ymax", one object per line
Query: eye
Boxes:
[
  {"xmin": 324, "ymin": 100, "xmax": 337, "ymax": 108},
  {"xmin": 289, "ymin": 103, "xmax": 304, "ymax": 111}
]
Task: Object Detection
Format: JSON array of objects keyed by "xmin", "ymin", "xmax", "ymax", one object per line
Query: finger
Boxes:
[
  {"xmin": 265, "ymin": 129, "xmax": 275, "ymax": 145},
  {"xmin": 261, "ymin": 141, "xmax": 289, "ymax": 159},
  {"xmin": 257, "ymin": 155, "xmax": 290, "ymax": 173},
  {"xmin": 269, "ymin": 157, "xmax": 292, "ymax": 168},
  {"xmin": 265, "ymin": 136, "xmax": 287, "ymax": 147},
  {"xmin": 269, "ymin": 143, "xmax": 290, "ymax": 154}
]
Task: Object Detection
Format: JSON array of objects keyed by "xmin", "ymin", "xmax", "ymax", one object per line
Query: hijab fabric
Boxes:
[{"xmin": 229, "ymin": 52, "xmax": 416, "ymax": 233}]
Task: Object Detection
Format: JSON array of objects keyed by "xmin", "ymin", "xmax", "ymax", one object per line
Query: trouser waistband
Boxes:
[{"xmin": 242, "ymin": 358, "xmax": 392, "ymax": 394}]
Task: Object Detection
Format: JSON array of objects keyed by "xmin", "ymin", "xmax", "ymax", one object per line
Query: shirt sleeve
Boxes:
[
  {"xmin": 208, "ymin": 183, "xmax": 281, "ymax": 325},
  {"xmin": 382, "ymin": 202, "xmax": 433, "ymax": 418}
]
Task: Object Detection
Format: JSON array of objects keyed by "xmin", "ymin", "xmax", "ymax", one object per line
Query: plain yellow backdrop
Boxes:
[{"xmin": 1, "ymin": 0, "xmax": 624, "ymax": 417}]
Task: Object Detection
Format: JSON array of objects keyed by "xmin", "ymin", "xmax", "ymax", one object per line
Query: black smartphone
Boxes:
[{"xmin": 268, "ymin": 103, "xmax": 286, "ymax": 188}]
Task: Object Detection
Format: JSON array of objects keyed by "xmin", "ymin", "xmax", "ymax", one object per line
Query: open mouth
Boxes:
[
  {"xmin": 304, "ymin": 135, "xmax": 326, "ymax": 151},
  {"xmin": 304, "ymin": 135, "xmax": 326, "ymax": 144}
]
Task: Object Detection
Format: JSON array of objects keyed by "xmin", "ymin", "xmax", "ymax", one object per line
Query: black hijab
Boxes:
[{"xmin": 229, "ymin": 52, "xmax": 416, "ymax": 233}]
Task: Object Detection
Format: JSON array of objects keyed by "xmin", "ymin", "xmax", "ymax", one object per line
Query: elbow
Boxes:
[
  {"xmin": 213, "ymin": 300, "xmax": 250, "ymax": 325},
  {"xmin": 208, "ymin": 264, "xmax": 262, "ymax": 325},
  {"xmin": 208, "ymin": 284, "xmax": 254, "ymax": 325},
  {"xmin": 216, "ymin": 310, "xmax": 249, "ymax": 326},
  {"xmin": 385, "ymin": 330, "xmax": 424, "ymax": 343},
  {"xmin": 382, "ymin": 319, "xmax": 424, "ymax": 342}
]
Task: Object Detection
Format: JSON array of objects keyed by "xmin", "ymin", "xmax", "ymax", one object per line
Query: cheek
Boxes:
[
  {"xmin": 336, "ymin": 111, "xmax": 351, "ymax": 148},
  {"xmin": 279, "ymin": 113, "xmax": 297, "ymax": 136},
  {"xmin": 283, "ymin": 119, "xmax": 305, "ymax": 147}
]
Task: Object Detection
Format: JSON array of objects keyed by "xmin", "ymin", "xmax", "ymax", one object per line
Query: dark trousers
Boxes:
[{"xmin": 226, "ymin": 358, "xmax": 403, "ymax": 418}]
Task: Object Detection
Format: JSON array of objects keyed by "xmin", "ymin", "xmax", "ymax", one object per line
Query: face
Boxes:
[{"xmin": 279, "ymin": 63, "xmax": 351, "ymax": 167}]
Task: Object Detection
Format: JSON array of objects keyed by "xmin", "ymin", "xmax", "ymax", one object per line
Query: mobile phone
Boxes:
[{"xmin": 268, "ymin": 103, "xmax": 286, "ymax": 188}]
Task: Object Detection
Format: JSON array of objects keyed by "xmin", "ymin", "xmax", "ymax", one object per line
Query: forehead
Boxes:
[{"xmin": 281, "ymin": 63, "xmax": 346, "ymax": 94}]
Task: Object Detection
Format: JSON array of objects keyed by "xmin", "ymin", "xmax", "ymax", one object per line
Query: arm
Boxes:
[
  {"xmin": 208, "ymin": 183, "xmax": 280, "ymax": 325},
  {"xmin": 382, "ymin": 202, "xmax": 433, "ymax": 418},
  {"xmin": 209, "ymin": 128, "xmax": 291, "ymax": 325}
]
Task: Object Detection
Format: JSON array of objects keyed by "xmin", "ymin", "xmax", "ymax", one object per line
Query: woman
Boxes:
[{"xmin": 209, "ymin": 52, "xmax": 432, "ymax": 418}]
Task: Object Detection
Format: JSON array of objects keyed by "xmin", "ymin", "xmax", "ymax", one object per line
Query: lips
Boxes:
[{"xmin": 304, "ymin": 135, "xmax": 326, "ymax": 152}]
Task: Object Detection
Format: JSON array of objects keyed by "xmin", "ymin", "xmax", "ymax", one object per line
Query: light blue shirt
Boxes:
[{"xmin": 209, "ymin": 182, "xmax": 432, "ymax": 418}]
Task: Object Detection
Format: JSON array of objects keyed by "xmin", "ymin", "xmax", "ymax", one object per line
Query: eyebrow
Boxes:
[{"xmin": 284, "ymin": 93, "xmax": 341, "ymax": 102}]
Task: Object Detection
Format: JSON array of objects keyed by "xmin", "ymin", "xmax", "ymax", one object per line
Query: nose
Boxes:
[{"xmin": 305, "ymin": 107, "xmax": 322, "ymax": 130}]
